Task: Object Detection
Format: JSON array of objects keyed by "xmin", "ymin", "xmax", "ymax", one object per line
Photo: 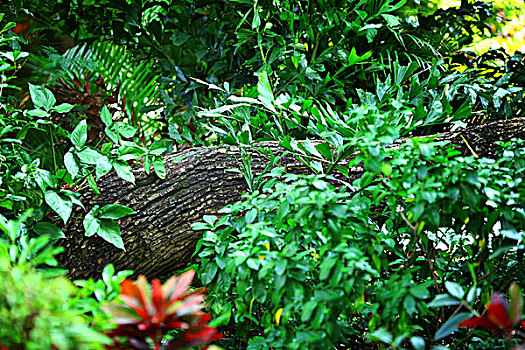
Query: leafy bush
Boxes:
[
  {"xmin": 0, "ymin": 214, "xmax": 111, "ymax": 350},
  {"xmin": 194, "ymin": 124, "xmax": 525, "ymax": 348}
]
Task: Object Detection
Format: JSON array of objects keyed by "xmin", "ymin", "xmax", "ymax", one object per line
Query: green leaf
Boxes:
[
  {"xmin": 153, "ymin": 157, "xmax": 166, "ymax": 179},
  {"xmin": 28, "ymin": 83, "xmax": 56, "ymax": 111},
  {"xmin": 116, "ymin": 123, "xmax": 137, "ymax": 138},
  {"xmin": 428, "ymin": 294, "xmax": 461, "ymax": 308},
  {"xmin": 84, "ymin": 206, "xmax": 100, "ymax": 237},
  {"xmin": 77, "ymin": 148, "xmax": 103, "ymax": 165},
  {"xmin": 301, "ymin": 300, "xmax": 318, "ymax": 322},
  {"xmin": 113, "ymin": 161, "xmax": 135, "ymax": 184},
  {"xmin": 97, "ymin": 219, "xmax": 126, "ymax": 251},
  {"xmin": 201, "ymin": 263, "xmax": 218, "ymax": 284},
  {"xmin": 410, "ymin": 336, "xmax": 425, "ymax": 350},
  {"xmin": 435, "ymin": 312, "xmax": 472, "ymax": 340},
  {"xmin": 404, "ymin": 295, "xmax": 416, "ymax": 315},
  {"xmin": 369, "ymin": 327, "xmax": 392, "ymax": 344},
  {"xmin": 54, "ymin": 103, "xmax": 75, "ymax": 113},
  {"xmin": 100, "ymin": 106, "xmax": 112, "ymax": 127},
  {"xmin": 87, "ymin": 174, "xmax": 100, "ymax": 195},
  {"xmin": 410, "ymin": 284, "xmax": 429, "ymax": 299},
  {"xmin": 96, "ymin": 156, "xmax": 113, "ymax": 178},
  {"xmin": 32, "ymin": 222, "xmax": 65, "ymax": 239},
  {"xmin": 445, "ymin": 281, "xmax": 465, "ymax": 300},
  {"xmin": 71, "ymin": 120, "xmax": 87, "ymax": 149},
  {"xmin": 44, "ymin": 190, "xmax": 73, "ymax": 224},
  {"xmin": 98, "ymin": 204, "xmax": 135, "ymax": 220},
  {"xmin": 246, "ymin": 258, "xmax": 260, "ymax": 270},
  {"xmin": 64, "ymin": 151, "xmax": 79, "ymax": 178},
  {"xmin": 257, "ymin": 71, "xmax": 275, "ymax": 111},
  {"xmin": 319, "ymin": 257, "xmax": 337, "ymax": 280},
  {"xmin": 245, "ymin": 208, "xmax": 257, "ymax": 224},
  {"xmin": 170, "ymin": 32, "xmax": 191, "ymax": 46},
  {"xmin": 203, "ymin": 215, "xmax": 217, "ymax": 225}
]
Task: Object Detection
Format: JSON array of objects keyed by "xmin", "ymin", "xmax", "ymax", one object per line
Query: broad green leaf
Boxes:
[
  {"xmin": 153, "ymin": 157, "xmax": 166, "ymax": 179},
  {"xmin": 32, "ymin": 222, "xmax": 65, "ymax": 239},
  {"xmin": 71, "ymin": 120, "xmax": 87, "ymax": 149},
  {"xmin": 28, "ymin": 83, "xmax": 56, "ymax": 111},
  {"xmin": 319, "ymin": 257, "xmax": 337, "ymax": 280},
  {"xmin": 428, "ymin": 294, "xmax": 461, "ymax": 308},
  {"xmin": 54, "ymin": 103, "xmax": 75, "ymax": 113},
  {"xmin": 246, "ymin": 258, "xmax": 260, "ymax": 270},
  {"xmin": 117, "ymin": 144, "xmax": 144, "ymax": 161},
  {"xmin": 435, "ymin": 312, "xmax": 472, "ymax": 340},
  {"xmin": 116, "ymin": 122, "xmax": 137, "ymax": 138},
  {"xmin": 445, "ymin": 281, "xmax": 465, "ymax": 300},
  {"xmin": 84, "ymin": 208, "xmax": 100, "ymax": 237},
  {"xmin": 113, "ymin": 161, "xmax": 135, "ymax": 184},
  {"xmin": 64, "ymin": 151, "xmax": 79, "ymax": 178},
  {"xmin": 77, "ymin": 148, "xmax": 103, "ymax": 165},
  {"xmin": 369, "ymin": 327, "xmax": 392, "ymax": 344},
  {"xmin": 98, "ymin": 219, "xmax": 125, "ymax": 251},
  {"xmin": 410, "ymin": 284, "xmax": 429, "ymax": 299},
  {"xmin": 301, "ymin": 300, "xmax": 318, "ymax": 322},
  {"xmin": 403, "ymin": 295, "xmax": 416, "ymax": 315},
  {"xmin": 410, "ymin": 336, "xmax": 425, "ymax": 350},
  {"xmin": 257, "ymin": 71, "xmax": 275, "ymax": 112},
  {"xmin": 44, "ymin": 190, "xmax": 73, "ymax": 224},
  {"xmin": 170, "ymin": 31, "xmax": 191, "ymax": 45},
  {"xmin": 98, "ymin": 204, "xmax": 135, "ymax": 220},
  {"xmin": 245, "ymin": 208, "xmax": 257, "ymax": 224},
  {"xmin": 100, "ymin": 106, "xmax": 112, "ymax": 127},
  {"xmin": 96, "ymin": 156, "xmax": 113, "ymax": 179}
]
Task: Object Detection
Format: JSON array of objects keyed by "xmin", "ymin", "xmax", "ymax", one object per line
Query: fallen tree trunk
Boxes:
[{"xmin": 59, "ymin": 118, "xmax": 525, "ymax": 279}]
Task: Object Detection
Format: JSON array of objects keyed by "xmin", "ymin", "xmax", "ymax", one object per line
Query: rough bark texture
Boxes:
[{"xmin": 59, "ymin": 118, "xmax": 525, "ymax": 279}]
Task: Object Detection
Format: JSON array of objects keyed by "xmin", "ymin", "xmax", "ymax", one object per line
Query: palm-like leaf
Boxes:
[{"xmin": 62, "ymin": 40, "xmax": 161, "ymax": 120}]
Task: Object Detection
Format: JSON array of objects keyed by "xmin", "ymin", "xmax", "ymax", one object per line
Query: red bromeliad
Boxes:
[
  {"xmin": 459, "ymin": 283, "xmax": 524, "ymax": 346},
  {"xmin": 104, "ymin": 270, "xmax": 221, "ymax": 350}
]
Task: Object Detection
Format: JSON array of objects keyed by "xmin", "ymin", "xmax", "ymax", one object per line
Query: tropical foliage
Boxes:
[{"xmin": 0, "ymin": 0, "xmax": 524, "ymax": 349}]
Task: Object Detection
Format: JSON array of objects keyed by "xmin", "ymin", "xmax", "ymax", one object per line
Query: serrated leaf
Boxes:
[
  {"xmin": 99, "ymin": 204, "xmax": 135, "ymax": 220},
  {"xmin": 71, "ymin": 120, "xmax": 87, "ymax": 149}
]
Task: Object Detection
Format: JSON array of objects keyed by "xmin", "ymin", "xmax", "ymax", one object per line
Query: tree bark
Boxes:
[{"xmin": 59, "ymin": 118, "xmax": 525, "ymax": 280}]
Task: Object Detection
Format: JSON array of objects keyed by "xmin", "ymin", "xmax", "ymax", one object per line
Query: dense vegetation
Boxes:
[{"xmin": 0, "ymin": 0, "xmax": 524, "ymax": 349}]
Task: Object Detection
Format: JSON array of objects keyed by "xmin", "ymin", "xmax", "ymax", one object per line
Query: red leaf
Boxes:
[
  {"xmin": 151, "ymin": 278, "xmax": 166, "ymax": 317},
  {"xmin": 163, "ymin": 270, "xmax": 195, "ymax": 302},
  {"xmin": 459, "ymin": 316, "xmax": 504, "ymax": 334},
  {"xmin": 487, "ymin": 293, "xmax": 511, "ymax": 331}
]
